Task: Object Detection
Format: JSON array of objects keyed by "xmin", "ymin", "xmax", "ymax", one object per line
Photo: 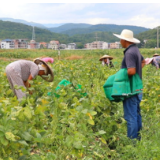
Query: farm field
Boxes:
[{"xmin": 0, "ymin": 48, "xmax": 160, "ymax": 159}]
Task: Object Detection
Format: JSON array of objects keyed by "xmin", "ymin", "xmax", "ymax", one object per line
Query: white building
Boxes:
[
  {"xmin": 85, "ymin": 41, "xmax": 109, "ymax": 49},
  {"xmin": 102, "ymin": 42, "xmax": 109, "ymax": 49},
  {"xmin": 67, "ymin": 43, "xmax": 76, "ymax": 49},
  {"xmin": 48, "ymin": 40, "xmax": 60, "ymax": 50},
  {"xmin": 59, "ymin": 44, "xmax": 67, "ymax": 49},
  {"xmin": 109, "ymin": 42, "xmax": 120, "ymax": 49},
  {"xmin": 1, "ymin": 39, "xmax": 15, "ymax": 49}
]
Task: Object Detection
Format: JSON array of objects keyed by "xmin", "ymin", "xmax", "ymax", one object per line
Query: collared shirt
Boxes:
[
  {"xmin": 6, "ymin": 60, "xmax": 39, "ymax": 81},
  {"xmin": 152, "ymin": 56, "xmax": 160, "ymax": 69},
  {"xmin": 121, "ymin": 44, "xmax": 144, "ymax": 79}
]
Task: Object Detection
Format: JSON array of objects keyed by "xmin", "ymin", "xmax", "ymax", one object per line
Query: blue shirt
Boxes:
[{"xmin": 121, "ymin": 44, "xmax": 144, "ymax": 79}]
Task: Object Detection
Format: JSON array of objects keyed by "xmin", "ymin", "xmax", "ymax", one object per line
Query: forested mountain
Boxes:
[
  {"xmin": 0, "ymin": 20, "xmax": 69, "ymax": 43},
  {"xmin": 136, "ymin": 28, "xmax": 157, "ymax": 40},
  {"xmin": 48, "ymin": 24, "xmax": 149, "ymax": 36},
  {"xmin": 0, "ymin": 20, "xmax": 157, "ymax": 48},
  {"xmin": 0, "ymin": 18, "xmax": 47, "ymax": 29},
  {"xmin": 136, "ymin": 27, "xmax": 159, "ymax": 48},
  {"xmin": 48, "ymin": 23, "xmax": 92, "ymax": 33}
]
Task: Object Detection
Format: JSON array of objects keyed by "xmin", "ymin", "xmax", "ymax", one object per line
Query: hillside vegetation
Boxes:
[
  {"xmin": 48, "ymin": 23, "xmax": 149, "ymax": 36},
  {"xmin": 0, "ymin": 20, "xmax": 68, "ymax": 43},
  {"xmin": 0, "ymin": 20, "xmax": 159, "ymax": 48}
]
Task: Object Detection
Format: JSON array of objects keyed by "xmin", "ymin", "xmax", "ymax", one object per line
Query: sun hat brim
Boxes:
[
  {"xmin": 113, "ymin": 33, "xmax": 140, "ymax": 44},
  {"xmin": 153, "ymin": 53, "xmax": 159, "ymax": 57},
  {"xmin": 99, "ymin": 55, "xmax": 113, "ymax": 61},
  {"xmin": 34, "ymin": 58, "xmax": 54, "ymax": 82},
  {"xmin": 145, "ymin": 58, "xmax": 153, "ymax": 65}
]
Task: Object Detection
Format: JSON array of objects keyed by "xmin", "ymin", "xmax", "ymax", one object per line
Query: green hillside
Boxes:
[
  {"xmin": 48, "ymin": 23, "xmax": 92, "ymax": 33},
  {"xmin": 0, "ymin": 20, "xmax": 69, "ymax": 43},
  {"xmin": 49, "ymin": 24, "xmax": 149, "ymax": 36},
  {"xmin": 0, "ymin": 20, "xmax": 157, "ymax": 48},
  {"xmin": 136, "ymin": 27, "xmax": 157, "ymax": 39},
  {"xmin": 136, "ymin": 27, "xmax": 159, "ymax": 48}
]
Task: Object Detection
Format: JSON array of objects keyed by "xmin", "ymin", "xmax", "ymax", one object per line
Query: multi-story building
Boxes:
[
  {"xmin": 67, "ymin": 43, "xmax": 76, "ymax": 49},
  {"xmin": 28, "ymin": 40, "xmax": 39, "ymax": 49},
  {"xmin": 14, "ymin": 39, "xmax": 28, "ymax": 49},
  {"xmin": 48, "ymin": 40, "xmax": 60, "ymax": 49},
  {"xmin": 1, "ymin": 39, "xmax": 15, "ymax": 49},
  {"xmin": 39, "ymin": 42, "xmax": 48, "ymax": 48},
  {"xmin": 84, "ymin": 41, "xmax": 109, "ymax": 49},
  {"xmin": 59, "ymin": 44, "xmax": 67, "ymax": 49},
  {"xmin": 109, "ymin": 42, "xmax": 120, "ymax": 49}
]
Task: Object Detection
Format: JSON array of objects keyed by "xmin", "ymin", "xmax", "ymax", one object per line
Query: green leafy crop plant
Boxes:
[{"xmin": 0, "ymin": 48, "xmax": 160, "ymax": 159}]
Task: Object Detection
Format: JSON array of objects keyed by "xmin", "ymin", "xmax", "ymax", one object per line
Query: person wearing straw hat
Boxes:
[
  {"xmin": 113, "ymin": 29, "xmax": 145, "ymax": 140},
  {"xmin": 153, "ymin": 53, "xmax": 159, "ymax": 57},
  {"xmin": 5, "ymin": 59, "xmax": 53, "ymax": 100},
  {"xmin": 145, "ymin": 55, "xmax": 160, "ymax": 69},
  {"xmin": 99, "ymin": 55, "xmax": 114, "ymax": 68}
]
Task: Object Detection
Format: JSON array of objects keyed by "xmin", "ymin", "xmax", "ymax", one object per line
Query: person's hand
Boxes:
[{"xmin": 23, "ymin": 81, "xmax": 27, "ymax": 87}]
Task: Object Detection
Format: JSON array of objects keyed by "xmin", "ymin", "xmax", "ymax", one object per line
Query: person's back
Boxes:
[
  {"xmin": 121, "ymin": 44, "xmax": 143, "ymax": 79},
  {"xmin": 6, "ymin": 60, "xmax": 39, "ymax": 81},
  {"xmin": 152, "ymin": 56, "xmax": 160, "ymax": 69}
]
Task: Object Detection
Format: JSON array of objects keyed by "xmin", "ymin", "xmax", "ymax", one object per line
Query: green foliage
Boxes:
[
  {"xmin": 0, "ymin": 49, "xmax": 160, "ymax": 159},
  {"xmin": 49, "ymin": 24, "xmax": 149, "ymax": 36},
  {"xmin": 0, "ymin": 21, "xmax": 151, "ymax": 48},
  {"xmin": 0, "ymin": 20, "xmax": 69, "ymax": 43}
]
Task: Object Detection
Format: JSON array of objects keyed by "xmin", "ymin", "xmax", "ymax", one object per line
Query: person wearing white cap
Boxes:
[
  {"xmin": 113, "ymin": 29, "xmax": 145, "ymax": 140},
  {"xmin": 5, "ymin": 59, "xmax": 53, "ymax": 100}
]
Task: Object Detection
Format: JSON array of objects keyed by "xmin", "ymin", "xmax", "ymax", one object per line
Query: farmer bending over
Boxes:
[
  {"xmin": 145, "ymin": 55, "xmax": 160, "ymax": 69},
  {"xmin": 5, "ymin": 58, "xmax": 53, "ymax": 100}
]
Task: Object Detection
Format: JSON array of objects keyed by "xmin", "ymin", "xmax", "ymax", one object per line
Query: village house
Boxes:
[
  {"xmin": 39, "ymin": 42, "xmax": 48, "ymax": 48},
  {"xmin": 59, "ymin": 44, "xmax": 67, "ymax": 49},
  {"xmin": 84, "ymin": 41, "xmax": 109, "ymax": 49},
  {"xmin": 28, "ymin": 40, "xmax": 39, "ymax": 49},
  {"xmin": 14, "ymin": 39, "xmax": 28, "ymax": 49},
  {"xmin": 109, "ymin": 42, "xmax": 120, "ymax": 49},
  {"xmin": 67, "ymin": 43, "xmax": 76, "ymax": 49},
  {"xmin": 48, "ymin": 40, "xmax": 60, "ymax": 50},
  {"xmin": 1, "ymin": 39, "xmax": 15, "ymax": 49}
]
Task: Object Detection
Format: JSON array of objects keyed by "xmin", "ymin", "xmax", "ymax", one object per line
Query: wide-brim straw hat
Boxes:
[
  {"xmin": 34, "ymin": 58, "xmax": 54, "ymax": 82},
  {"xmin": 99, "ymin": 55, "xmax": 113, "ymax": 61},
  {"xmin": 113, "ymin": 29, "xmax": 140, "ymax": 44},
  {"xmin": 145, "ymin": 58, "xmax": 153, "ymax": 65},
  {"xmin": 153, "ymin": 53, "xmax": 159, "ymax": 57}
]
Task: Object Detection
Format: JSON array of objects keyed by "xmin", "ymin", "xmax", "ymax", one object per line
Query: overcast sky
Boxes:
[{"xmin": 0, "ymin": 1, "xmax": 159, "ymax": 29}]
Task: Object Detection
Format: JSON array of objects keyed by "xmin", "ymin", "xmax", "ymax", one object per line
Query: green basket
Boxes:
[{"xmin": 103, "ymin": 68, "xmax": 143, "ymax": 102}]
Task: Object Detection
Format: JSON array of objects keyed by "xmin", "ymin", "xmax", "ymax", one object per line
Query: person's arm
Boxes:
[
  {"xmin": 23, "ymin": 74, "xmax": 33, "ymax": 94},
  {"xmin": 110, "ymin": 61, "xmax": 114, "ymax": 68},
  {"xmin": 24, "ymin": 74, "xmax": 33, "ymax": 88},
  {"xmin": 141, "ymin": 59, "xmax": 145, "ymax": 68},
  {"xmin": 127, "ymin": 68, "xmax": 136, "ymax": 76}
]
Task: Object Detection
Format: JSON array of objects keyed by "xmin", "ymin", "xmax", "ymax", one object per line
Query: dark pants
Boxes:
[{"xmin": 123, "ymin": 93, "xmax": 143, "ymax": 139}]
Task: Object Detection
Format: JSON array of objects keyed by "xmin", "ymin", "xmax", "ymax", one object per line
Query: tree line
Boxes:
[{"xmin": 0, "ymin": 20, "xmax": 159, "ymax": 48}]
